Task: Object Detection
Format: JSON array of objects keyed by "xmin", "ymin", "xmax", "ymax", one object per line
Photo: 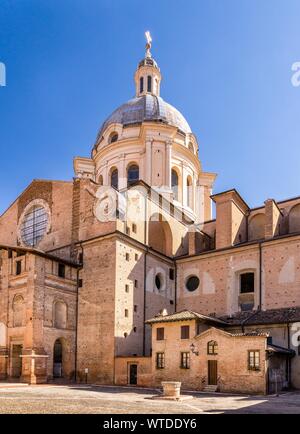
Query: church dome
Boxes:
[{"xmin": 96, "ymin": 94, "xmax": 192, "ymax": 142}]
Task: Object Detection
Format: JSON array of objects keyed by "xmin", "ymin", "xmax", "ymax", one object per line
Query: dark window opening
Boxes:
[
  {"xmin": 78, "ymin": 279, "xmax": 83, "ymax": 288},
  {"xmin": 111, "ymin": 168, "xmax": 118, "ymax": 190},
  {"xmin": 181, "ymin": 325, "xmax": 190, "ymax": 340},
  {"xmin": 156, "ymin": 327, "xmax": 164, "ymax": 341},
  {"xmin": 16, "ymin": 261, "xmax": 22, "ymax": 276},
  {"xmin": 171, "ymin": 169, "xmax": 179, "ymax": 201},
  {"xmin": 109, "ymin": 133, "xmax": 118, "ymax": 144},
  {"xmin": 140, "ymin": 77, "xmax": 144, "ymax": 93},
  {"xmin": 186, "ymin": 276, "xmax": 200, "ymax": 292},
  {"xmin": 155, "ymin": 274, "xmax": 162, "ymax": 290},
  {"xmin": 169, "ymin": 269, "xmax": 175, "ymax": 280},
  {"xmin": 147, "ymin": 75, "xmax": 152, "ymax": 92},
  {"xmin": 127, "ymin": 165, "xmax": 139, "ymax": 186},
  {"xmin": 58, "ymin": 263, "xmax": 65, "ymax": 279},
  {"xmin": 240, "ymin": 273, "xmax": 255, "ymax": 294}
]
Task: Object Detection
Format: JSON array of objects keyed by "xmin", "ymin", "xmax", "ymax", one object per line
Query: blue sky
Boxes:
[{"xmin": 0, "ymin": 0, "xmax": 300, "ymax": 214}]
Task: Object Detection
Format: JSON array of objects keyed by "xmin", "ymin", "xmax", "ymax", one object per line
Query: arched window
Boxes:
[
  {"xmin": 207, "ymin": 340, "xmax": 218, "ymax": 355},
  {"xmin": 171, "ymin": 169, "xmax": 179, "ymax": 201},
  {"xmin": 54, "ymin": 301, "xmax": 67, "ymax": 329},
  {"xmin": 140, "ymin": 77, "xmax": 144, "ymax": 93},
  {"xmin": 13, "ymin": 295, "xmax": 25, "ymax": 327},
  {"xmin": 20, "ymin": 204, "xmax": 48, "ymax": 247},
  {"xmin": 108, "ymin": 132, "xmax": 118, "ymax": 144},
  {"xmin": 188, "ymin": 142, "xmax": 194, "ymax": 153},
  {"xmin": 147, "ymin": 75, "xmax": 152, "ymax": 93},
  {"xmin": 111, "ymin": 168, "xmax": 118, "ymax": 190},
  {"xmin": 127, "ymin": 164, "xmax": 139, "ymax": 186},
  {"xmin": 187, "ymin": 176, "xmax": 192, "ymax": 208}
]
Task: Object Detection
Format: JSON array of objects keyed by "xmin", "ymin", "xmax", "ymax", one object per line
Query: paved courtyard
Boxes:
[{"xmin": 0, "ymin": 383, "xmax": 299, "ymax": 414}]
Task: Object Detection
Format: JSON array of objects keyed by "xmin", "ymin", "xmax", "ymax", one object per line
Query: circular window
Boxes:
[
  {"xmin": 155, "ymin": 274, "xmax": 162, "ymax": 290},
  {"xmin": 186, "ymin": 276, "xmax": 200, "ymax": 292},
  {"xmin": 20, "ymin": 205, "xmax": 48, "ymax": 247}
]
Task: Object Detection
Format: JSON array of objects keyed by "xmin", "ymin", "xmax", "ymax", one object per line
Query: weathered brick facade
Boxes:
[{"xmin": 0, "ymin": 44, "xmax": 300, "ymax": 394}]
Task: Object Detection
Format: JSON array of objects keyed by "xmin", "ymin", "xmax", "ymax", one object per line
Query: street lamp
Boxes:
[{"xmin": 190, "ymin": 343, "xmax": 199, "ymax": 356}]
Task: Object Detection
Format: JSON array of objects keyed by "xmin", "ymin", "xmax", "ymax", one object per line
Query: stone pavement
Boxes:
[{"xmin": 0, "ymin": 383, "xmax": 299, "ymax": 414}]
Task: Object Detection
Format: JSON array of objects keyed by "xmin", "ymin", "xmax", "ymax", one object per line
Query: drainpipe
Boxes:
[
  {"xmin": 143, "ymin": 251, "xmax": 147, "ymax": 356},
  {"xmin": 259, "ymin": 242, "xmax": 263, "ymax": 310},
  {"xmin": 287, "ymin": 322, "xmax": 291, "ymax": 388},
  {"xmin": 142, "ymin": 194, "xmax": 148, "ymax": 356},
  {"xmin": 174, "ymin": 261, "xmax": 178, "ymax": 313},
  {"xmin": 74, "ymin": 243, "xmax": 83, "ymax": 383}
]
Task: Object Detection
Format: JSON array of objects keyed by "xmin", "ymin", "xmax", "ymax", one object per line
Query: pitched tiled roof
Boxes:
[
  {"xmin": 145, "ymin": 310, "xmax": 227, "ymax": 325},
  {"xmin": 221, "ymin": 307, "xmax": 300, "ymax": 326},
  {"xmin": 267, "ymin": 344, "xmax": 295, "ymax": 356},
  {"xmin": 229, "ymin": 331, "xmax": 269, "ymax": 337}
]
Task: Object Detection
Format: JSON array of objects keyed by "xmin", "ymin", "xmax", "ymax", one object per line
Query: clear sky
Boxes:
[{"xmin": 0, "ymin": 0, "xmax": 300, "ymax": 214}]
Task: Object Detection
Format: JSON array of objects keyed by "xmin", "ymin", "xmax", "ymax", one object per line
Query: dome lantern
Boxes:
[{"xmin": 134, "ymin": 31, "xmax": 162, "ymax": 98}]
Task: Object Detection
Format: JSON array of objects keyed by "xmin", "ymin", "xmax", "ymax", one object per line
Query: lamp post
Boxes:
[{"xmin": 190, "ymin": 343, "xmax": 199, "ymax": 356}]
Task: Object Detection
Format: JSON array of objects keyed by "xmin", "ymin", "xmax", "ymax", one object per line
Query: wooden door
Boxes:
[
  {"xmin": 208, "ymin": 360, "xmax": 218, "ymax": 385},
  {"xmin": 11, "ymin": 344, "xmax": 22, "ymax": 378},
  {"xmin": 129, "ymin": 364, "xmax": 137, "ymax": 385}
]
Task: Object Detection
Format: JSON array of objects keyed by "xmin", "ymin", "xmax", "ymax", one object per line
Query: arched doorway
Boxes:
[{"xmin": 53, "ymin": 339, "xmax": 63, "ymax": 378}]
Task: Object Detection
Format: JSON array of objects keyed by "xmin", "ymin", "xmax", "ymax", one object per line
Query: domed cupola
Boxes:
[{"xmin": 134, "ymin": 31, "xmax": 162, "ymax": 98}]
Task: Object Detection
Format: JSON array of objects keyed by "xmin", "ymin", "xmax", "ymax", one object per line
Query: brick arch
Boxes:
[
  {"xmin": 148, "ymin": 213, "xmax": 173, "ymax": 257},
  {"xmin": 248, "ymin": 213, "xmax": 265, "ymax": 241},
  {"xmin": 289, "ymin": 203, "xmax": 300, "ymax": 233}
]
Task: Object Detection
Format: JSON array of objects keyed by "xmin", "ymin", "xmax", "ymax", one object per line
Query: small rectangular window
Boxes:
[
  {"xmin": 135, "ymin": 254, "xmax": 138, "ymax": 261},
  {"xmin": 125, "ymin": 309, "xmax": 129, "ymax": 318},
  {"xmin": 16, "ymin": 261, "xmax": 22, "ymax": 276},
  {"xmin": 240, "ymin": 273, "xmax": 254, "ymax": 294},
  {"xmin": 134, "ymin": 305, "xmax": 137, "ymax": 313},
  {"xmin": 132, "ymin": 223, "xmax": 137, "ymax": 234},
  {"xmin": 156, "ymin": 352, "xmax": 165, "ymax": 369},
  {"xmin": 126, "ymin": 227, "xmax": 130, "ymax": 236},
  {"xmin": 248, "ymin": 350, "xmax": 260, "ymax": 371},
  {"xmin": 134, "ymin": 279, "xmax": 138, "ymax": 288},
  {"xmin": 126, "ymin": 253, "xmax": 130, "ymax": 261},
  {"xmin": 58, "ymin": 263, "xmax": 65, "ymax": 278},
  {"xmin": 181, "ymin": 352, "xmax": 190, "ymax": 369},
  {"xmin": 156, "ymin": 327, "xmax": 164, "ymax": 341},
  {"xmin": 169, "ymin": 269, "xmax": 175, "ymax": 280},
  {"xmin": 125, "ymin": 284, "xmax": 129, "ymax": 293},
  {"xmin": 181, "ymin": 325, "xmax": 190, "ymax": 340},
  {"xmin": 78, "ymin": 279, "xmax": 83, "ymax": 288}
]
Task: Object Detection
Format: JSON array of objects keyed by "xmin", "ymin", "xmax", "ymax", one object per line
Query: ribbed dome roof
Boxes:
[{"xmin": 95, "ymin": 94, "xmax": 191, "ymax": 143}]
